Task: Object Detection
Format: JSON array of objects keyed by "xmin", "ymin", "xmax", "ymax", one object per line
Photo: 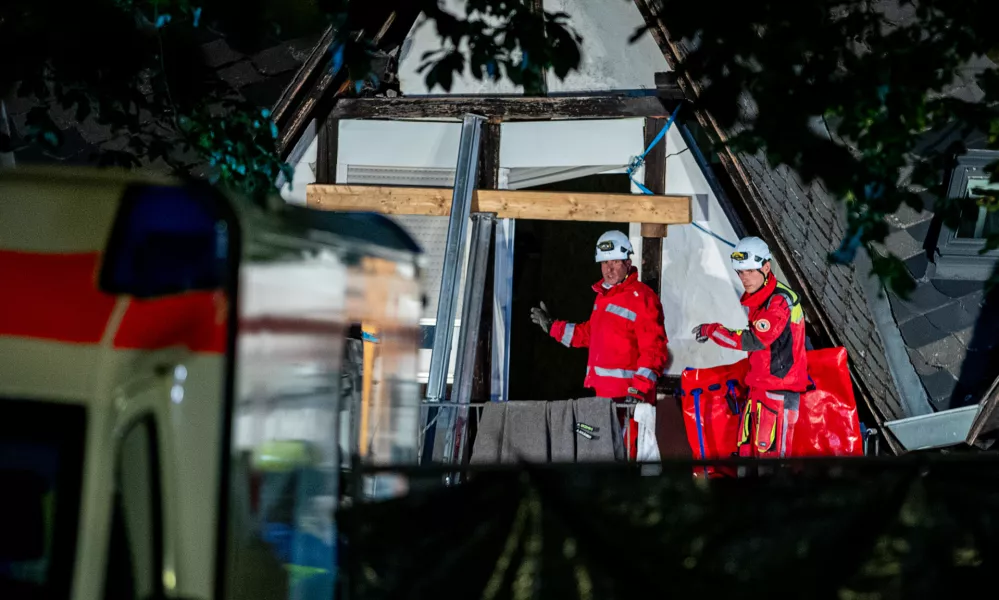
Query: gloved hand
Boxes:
[
  {"xmin": 530, "ymin": 301, "xmax": 553, "ymax": 334},
  {"xmin": 692, "ymin": 323, "xmax": 717, "ymax": 343},
  {"xmin": 625, "ymin": 387, "xmax": 649, "ymax": 404}
]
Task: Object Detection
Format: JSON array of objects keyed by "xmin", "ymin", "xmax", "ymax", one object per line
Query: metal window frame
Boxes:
[{"xmin": 935, "ymin": 149, "xmax": 999, "ymax": 280}]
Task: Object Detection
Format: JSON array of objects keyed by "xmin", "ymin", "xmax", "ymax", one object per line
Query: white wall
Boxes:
[
  {"xmin": 279, "ymin": 128, "xmax": 318, "ymax": 206},
  {"xmin": 543, "ymin": 0, "xmax": 669, "ymax": 93},
  {"xmin": 399, "ymin": 0, "xmax": 669, "ymax": 95},
  {"xmin": 660, "ymin": 127, "xmax": 749, "ymax": 371},
  {"xmin": 399, "ymin": 0, "xmax": 520, "ymax": 95}
]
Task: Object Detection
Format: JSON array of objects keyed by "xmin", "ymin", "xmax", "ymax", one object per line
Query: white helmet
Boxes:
[
  {"xmin": 730, "ymin": 236, "xmax": 772, "ymax": 271},
  {"xmin": 595, "ymin": 230, "xmax": 633, "ymax": 262}
]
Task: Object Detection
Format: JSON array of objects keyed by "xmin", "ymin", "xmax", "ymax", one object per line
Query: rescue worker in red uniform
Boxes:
[
  {"xmin": 529, "ymin": 230, "xmax": 669, "ymax": 405},
  {"xmin": 692, "ymin": 236, "xmax": 808, "ymax": 459}
]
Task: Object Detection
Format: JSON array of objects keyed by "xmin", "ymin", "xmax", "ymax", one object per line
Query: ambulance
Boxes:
[{"xmin": 0, "ymin": 167, "xmax": 424, "ymax": 600}]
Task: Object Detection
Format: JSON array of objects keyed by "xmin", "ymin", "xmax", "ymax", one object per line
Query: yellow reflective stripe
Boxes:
[{"xmin": 790, "ymin": 303, "xmax": 804, "ymax": 323}]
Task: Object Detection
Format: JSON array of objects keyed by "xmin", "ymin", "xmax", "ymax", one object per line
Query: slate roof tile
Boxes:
[
  {"xmin": 904, "ymin": 252, "xmax": 929, "ymax": 280},
  {"xmin": 890, "ymin": 282, "xmax": 953, "ymax": 317},
  {"xmin": 959, "ymin": 289, "xmax": 986, "ymax": 312},
  {"xmin": 252, "ymin": 44, "xmax": 304, "ymax": 76},
  {"xmin": 202, "ymin": 39, "xmax": 244, "ymax": 69},
  {"xmin": 238, "ymin": 71, "xmax": 298, "ymax": 110},
  {"xmin": 906, "ymin": 346, "xmax": 937, "ymax": 376},
  {"xmin": 923, "ymin": 369, "xmax": 959, "ymax": 411},
  {"xmin": 924, "ymin": 302, "xmax": 979, "ymax": 333},
  {"xmin": 886, "ymin": 202, "xmax": 934, "ymax": 230},
  {"xmin": 932, "ymin": 279, "xmax": 986, "ymax": 300},
  {"xmin": 899, "ymin": 315, "xmax": 949, "ymax": 348},
  {"xmin": 217, "ymin": 60, "xmax": 265, "ymax": 90},
  {"xmin": 884, "ymin": 228, "xmax": 924, "ymax": 260},
  {"xmin": 954, "ymin": 326, "xmax": 975, "ymax": 347},
  {"xmin": 917, "ymin": 334, "xmax": 967, "ymax": 369},
  {"xmin": 905, "ymin": 218, "xmax": 933, "ymax": 245},
  {"xmin": 77, "ymin": 118, "xmax": 114, "ymax": 145}
]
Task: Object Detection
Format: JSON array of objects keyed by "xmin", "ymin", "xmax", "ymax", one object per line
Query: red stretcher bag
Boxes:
[
  {"xmin": 680, "ymin": 346, "xmax": 863, "ymax": 469},
  {"xmin": 680, "ymin": 360, "xmax": 748, "ymax": 476},
  {"xmin": 794, "ymin": 347, "xmax": 864, "ymax": 457}
]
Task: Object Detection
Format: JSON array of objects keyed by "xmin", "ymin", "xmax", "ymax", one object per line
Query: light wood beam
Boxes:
[{"xmin": 307, "ymin": 185, "xmax": 692, "ymax": 224}]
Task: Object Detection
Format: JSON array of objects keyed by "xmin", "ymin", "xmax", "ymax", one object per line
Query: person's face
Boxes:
[
  {"xmin": 601, "ymin": 259, "xmax": 631, "ymax": 286},
  {"xmin": 737, "ymin": 262, "xmax": 771, "ymax": 294}
]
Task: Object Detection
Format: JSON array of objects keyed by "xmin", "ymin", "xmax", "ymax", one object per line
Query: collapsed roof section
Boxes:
[
  {"xmin": 271, "ymin": 0, "xmax": 999, "ymax": 452},
  {"xmin": 630, "ymin": 0, "xmax": 999, "ymax": 451}
]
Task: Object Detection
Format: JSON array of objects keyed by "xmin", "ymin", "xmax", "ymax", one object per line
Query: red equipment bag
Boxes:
[
  {"xmin": 680, "ymin": 347, "xmax": 864, "ymax": 470},
  {"xmin": 795, "ymin": 347, "xmax": 864, "ymax": 457},
  {"xmin": 680, "ymin": 360, "xmax": 749, "ymax": 476}
]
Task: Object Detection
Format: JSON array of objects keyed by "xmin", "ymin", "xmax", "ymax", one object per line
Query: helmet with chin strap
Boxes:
[{"xmin": 730, "ymin": 236, "xmax": 772, "ymax": 271}]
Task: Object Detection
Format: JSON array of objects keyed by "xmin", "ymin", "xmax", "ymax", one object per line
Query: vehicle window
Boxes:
[
  {"xmin": 103, "ymin": 418, "xmax": 164, "ymax": 600},
  {"xmin": 0, "ymin": 399, "xmax": 86, "ymax": 600}
]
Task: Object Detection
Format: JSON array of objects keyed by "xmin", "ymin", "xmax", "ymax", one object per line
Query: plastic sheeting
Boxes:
[
  {"xmin": 680, "ymin": 347, "xmax": 864, "ymax": 468},
  {"xmin": 337, "ymin": 459, "xmax": 999, "ymax": 599}
]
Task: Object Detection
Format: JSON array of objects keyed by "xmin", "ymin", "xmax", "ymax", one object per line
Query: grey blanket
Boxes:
[{"xmin": 469, "ymin": 397, "xmax": 624, "ymax": 463}]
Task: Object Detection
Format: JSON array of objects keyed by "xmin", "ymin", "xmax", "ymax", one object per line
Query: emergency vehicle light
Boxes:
[{"xmin": 99, "ymin": 183, "xmax": 236, "ymax": 298}]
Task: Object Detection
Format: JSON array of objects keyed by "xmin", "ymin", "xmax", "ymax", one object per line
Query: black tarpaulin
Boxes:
[{"xmin": 338, "ymin": 460, "xmax": 999, "ymax": 599}]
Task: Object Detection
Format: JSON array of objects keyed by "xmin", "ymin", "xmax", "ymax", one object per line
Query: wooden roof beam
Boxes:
[
  {"xmin": 329, "ymin": 95, "xmax": 678, "ymax": 122},
  {"xmin": 307, "ymin": 184, "xmax": 692, "ymax": 224}
]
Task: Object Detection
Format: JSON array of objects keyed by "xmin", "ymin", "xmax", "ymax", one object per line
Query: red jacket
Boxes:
[
  {"xmin": 549, "ymin": 268, "xmax": 669, "ymax": 399},
  {"xmin": 703, "ymin": 275, "xmax": 809, "ymax": 392}
]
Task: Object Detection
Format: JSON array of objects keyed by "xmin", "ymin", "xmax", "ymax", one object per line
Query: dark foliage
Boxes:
[
  {"xmin": 3, "ymin": 0, "xmax": 998, "ymax": 290},
  {"xmin": 340, "ymin": 459, "xmax": 999, "ymax": 599}
]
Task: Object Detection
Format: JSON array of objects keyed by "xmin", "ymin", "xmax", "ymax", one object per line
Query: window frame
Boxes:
[
  {"xmin": 0, "ymin": 399, "xmax": 87, "ymax": 600},
  {"xmin": 103, "ymin": 415, "xmax": 166, "ymax": 600},
  {"xmin": 936, "ymin": 149, "xmax": 999, "ymax": 280}
]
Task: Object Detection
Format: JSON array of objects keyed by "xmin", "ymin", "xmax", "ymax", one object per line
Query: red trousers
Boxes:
[{"xmin": 736, "ymin": 389, "xmax": 800, "ymax": 458}]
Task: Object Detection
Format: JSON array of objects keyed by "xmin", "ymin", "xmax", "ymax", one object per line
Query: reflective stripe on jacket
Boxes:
[
  {"xmin": 705, "ymin": 276, "xmax": 809, "ymax": 392},
  {"xmin": 548, "ymin": 268, "xmax": 669, "ymax": 398}
]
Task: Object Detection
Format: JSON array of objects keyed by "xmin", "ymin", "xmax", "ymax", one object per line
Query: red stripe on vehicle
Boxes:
[
  {"xmin": 0, "ymin": 250, "xmax": 115, "ymax": 343},
  {"xmin": 114, "ymin": 292, "xmax": 227, "ymax": 354}
]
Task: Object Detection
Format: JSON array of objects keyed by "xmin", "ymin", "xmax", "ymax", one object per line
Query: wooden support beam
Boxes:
[
  {"xmin": 272, "ymin": 6, "xmax": 422, "ymax": 157},
  {"xmin": 472, "ymin": 122, "xmax": 501, "ymax": 404},
  {"xmin": 329, "ymin": 95, "xmax": 675, "ymax": 122},
  {"xmin": 307, "ymin": 185, "xmax": 692, "ymax": 224},
  {"xmin": 640, "ymin": 116, "xmax": 669, "ymax": 296},
  {"xmin": 654, "ymin": 71, "xmax": 685, "ymax": 101},
  {"xmin": 966, "ymin": 376, "xmax": 999, "ymax": 446},
  {"xmin": 315, "ymin": 117, "xmax": 339, "ymax": 184}
]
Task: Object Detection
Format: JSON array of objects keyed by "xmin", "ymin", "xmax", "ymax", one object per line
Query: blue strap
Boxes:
[
  {"xmin": 690, "ymin": 388, "xmax": 709, "ymax": 475},
  {"xmin": 692, "ymin": 222, "xmax": 737, "ymax": 248},
  {"xmin": 626, "ymin": 103, "xmax": 682, "ymax": 195},
  {"xmin": 626, "ymin": 103, "xmax": 737, "ymax": 249},
  {"xmin": 725, "ymin": 380, "xmax": 741, "ymax": 415}
]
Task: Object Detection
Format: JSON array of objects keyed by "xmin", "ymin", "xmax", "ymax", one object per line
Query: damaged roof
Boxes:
[
  {"xmin": 632, "ymin": 0, "xmax": 999, "ymax": 443},
  {"xmin": 6, "ymin": 31, "xmax": 323, "ymax": 170}
]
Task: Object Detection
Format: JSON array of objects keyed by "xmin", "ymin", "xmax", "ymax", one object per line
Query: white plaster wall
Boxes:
[
  {"xmin": 279, "ymin": 130, "xmax": 318, "ymax": 206},
  {"xmin": 399, "ymin": 0, "xmax": 668, "ymax": 95},
  {"xmin": 543, "ymin": 0, "xmax": 669, "ymax": 93},
  {"xmin": 338, "ymin": 120, "xmax": 462, "ymax": 167},
  {"xmin": 398, "ymin": 0, "xmax": 520, "ymax": 95},
  {"xmin": 660, "ymin": 127, "xmax": 749, "ymax": 372},
  {"xmin": 500, "ymin": 119, "xmax": 643, "ymax": 168}
]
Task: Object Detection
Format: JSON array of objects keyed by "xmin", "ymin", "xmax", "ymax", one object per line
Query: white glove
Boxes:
[{"xmin": 530, "ymin": 301, "xmax": 553, "ymax": 334}]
